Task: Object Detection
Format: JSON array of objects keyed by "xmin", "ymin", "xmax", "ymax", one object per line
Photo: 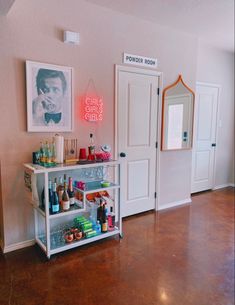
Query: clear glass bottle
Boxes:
[
  {"xmin": 51, "ymin": 140, "xmax": 56, "ymax": 163},
  {"xmin": 40, "ymin": 142, "xmax": 46, "ymax": 164},
  {"xmin": 62, "ymin": 182, "xmax": 70, "ymax": 211},
  {"xmin": 88, "ymin": 133, "xmax": 95, "ymax": 156},
  {"xmin": 45, "ymin": 141, "xmax": 51, "ymax": 164}
]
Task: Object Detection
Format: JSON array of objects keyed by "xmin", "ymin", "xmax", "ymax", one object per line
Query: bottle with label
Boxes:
[
  {"xmin": 61, "ymin": 182, "xmax": 70, "ymax": 211},
  {"xmin": 108, "ymin": 206, "xmax": 115, "ymax": 230},
  {"xmin": 57, "ymin": 176, "xmax": 64, "ymax": 204},
  {"xmin": 51, "ymin": 182, "xmax": 60, "ymax": 214},
  {"xmin": 67, "ymin": 177, "xmax": 75, "ymax": 206}
]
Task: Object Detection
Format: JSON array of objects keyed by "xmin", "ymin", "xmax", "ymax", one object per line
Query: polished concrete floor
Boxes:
[{"xmin": 0, "ymin": 187, "xmax": 234, "ymax": 305}]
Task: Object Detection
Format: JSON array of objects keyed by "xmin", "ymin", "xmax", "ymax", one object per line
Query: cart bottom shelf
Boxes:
[{"xmin": 37, "ymin": 228, "xmax": 121, "ymax": 257}]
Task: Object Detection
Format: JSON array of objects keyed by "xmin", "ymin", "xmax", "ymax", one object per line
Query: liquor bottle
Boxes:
[
  {"xmin": 57, "ymin": 176, "xmax": 64, "ymax": 204},
  {"xmin": 97, "ymin": 199, "xmax": 104, "ymax": 223},
  {"xmin": 88, "ymin": 133, "xmax": 95, "ymax": 160},
  {"xmin": 101, "ymin": 204, "xmax": 108, "ymax": 233},
  {"xmin": 48, "ymin": 179, "xmax": 53, "ymax": 213},
  {"xmin": 41, "ymin": 179, "xmax": 53, "ymax": 213},
  {"xmin": 67, "ymin": 177, "xmax": 75, "ymax": 206},
  {"xmin": 108, "ymin": 206, "xmax": 115, "ymax": 230},
  {"xmin": 51, "ymin": 182, "xmax": 60, "ymax": 214},
  {"xmin": 61, "ymin": 182, "xmax": 70, "ymax": 211}
]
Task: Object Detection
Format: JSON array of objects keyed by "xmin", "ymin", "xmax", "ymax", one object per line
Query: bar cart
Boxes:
[{"xmin": 23, "ymin": 161, "xmax": 122, "ymax": 259}]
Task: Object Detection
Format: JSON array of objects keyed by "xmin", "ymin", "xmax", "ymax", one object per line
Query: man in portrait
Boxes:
[{"xmin": 32, "ymin": 69, "xmax": 67, "ymax": 126}]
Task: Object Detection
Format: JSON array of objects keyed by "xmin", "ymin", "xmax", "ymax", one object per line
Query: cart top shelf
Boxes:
[{"xmin": 24, "ymin": 160, "xmax": 120, "ymax": 174}]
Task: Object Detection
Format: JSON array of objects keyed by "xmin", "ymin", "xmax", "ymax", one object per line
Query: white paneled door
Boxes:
[
  {"xmin": 191, "ymin": 83, "xmax": 220, "ymax": 193},
  {"xmin": 116, "ymin": 66, "xmax": 160, "ymax": 217}
]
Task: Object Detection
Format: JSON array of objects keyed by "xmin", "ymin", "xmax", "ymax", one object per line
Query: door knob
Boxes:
[
  {"xmin": 120, "ymin": 152, "xmax": 126, "ymax": 158},
  {"xmin": 211, "ymin": 143, "xmax": 216, "ymax": 147}
]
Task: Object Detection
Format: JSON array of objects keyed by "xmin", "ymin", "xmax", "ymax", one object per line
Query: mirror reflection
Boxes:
[{"xmin": 161, "ymin": 75, "xmax": 194, "ymax": 150}]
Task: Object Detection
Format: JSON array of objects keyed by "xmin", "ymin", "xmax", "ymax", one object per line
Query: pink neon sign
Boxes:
[{"xmin": 84, "ymin": 96, "xmax": 103, "ymax": 122}]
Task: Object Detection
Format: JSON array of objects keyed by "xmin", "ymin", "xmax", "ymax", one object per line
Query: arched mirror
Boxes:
[{"xmin": 161, "ymin": 75, "xmax": 195, "ymax": 150}]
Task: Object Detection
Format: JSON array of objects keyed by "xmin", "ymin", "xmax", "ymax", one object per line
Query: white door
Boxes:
[
  {"xmin": 191, "ymin": 83, "xmax": 220, "ymax": 193},
  {"xmin": 116, "ymin": 65, "xmax": 160, "ymax": 217}
]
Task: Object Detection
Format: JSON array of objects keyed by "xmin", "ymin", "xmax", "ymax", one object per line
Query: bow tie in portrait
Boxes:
[{"xmin": 44, "ymin": 112, "xmax": 62, "ymax": 124}]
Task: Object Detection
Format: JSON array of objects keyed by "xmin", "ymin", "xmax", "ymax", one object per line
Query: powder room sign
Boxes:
[{"xmin": 123, "ymin": 53, "xmax": 158, "ymax": 69}]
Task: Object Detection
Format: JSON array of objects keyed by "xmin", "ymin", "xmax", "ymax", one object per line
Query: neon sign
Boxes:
[{"xmin": 84, "ymin": 96, "xmax": 103, "ymax": 122}]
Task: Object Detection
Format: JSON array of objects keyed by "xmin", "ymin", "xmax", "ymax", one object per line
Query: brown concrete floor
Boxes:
[{"xmin": 0, "ymin": 187, "xmax": 234, "ymax": 305}]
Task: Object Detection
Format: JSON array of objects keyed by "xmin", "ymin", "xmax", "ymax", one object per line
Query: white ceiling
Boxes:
[
  {"xmin": 0, "ymin": 0, "xmax": 234, "ymax": 52},
  {"xmin": 86, "ymin": 0, "xmax": 234, "ymax": 52}
]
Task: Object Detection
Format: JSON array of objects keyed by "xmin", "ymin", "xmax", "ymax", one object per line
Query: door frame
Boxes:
[
  {"xmin": 114, "ymin": 65, "xmax": 163, "ymax": 211},
  {"xmin": 192, "ymin": 81, "xmax": 221, "ymax": 192}
]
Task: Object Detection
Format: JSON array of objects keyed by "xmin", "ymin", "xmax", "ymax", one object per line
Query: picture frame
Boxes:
[{"xmin": 26, "ymin": 60, "xmax": 74, "ymax": 132}]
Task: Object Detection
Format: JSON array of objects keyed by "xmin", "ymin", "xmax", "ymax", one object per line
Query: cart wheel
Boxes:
[{"xmin": 119, "ymin": 233, "xmax": 124, "ymax": 239}]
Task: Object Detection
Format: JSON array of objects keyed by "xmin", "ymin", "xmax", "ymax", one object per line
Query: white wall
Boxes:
[{"xmin": 196, "ymin": 42, "xmax": 234, "ymax": 187}]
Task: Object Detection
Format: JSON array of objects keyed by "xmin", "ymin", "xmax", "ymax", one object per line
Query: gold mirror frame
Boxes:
[{"xmin": 161, "ymin": 75, "xmax": 195, "ymax": 151}]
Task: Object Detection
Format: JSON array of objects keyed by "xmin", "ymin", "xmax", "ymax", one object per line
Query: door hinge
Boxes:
[
  {"xmin": 156, "ymin": 142, "xmax": 158, "ymax": 149},
  {"xmin": 154, "ymin": 192, "xmax": 157, "ymax": 199},
  {"xmin": 157, "ymin": 88, "xmax": 160, "ymax": 95}
]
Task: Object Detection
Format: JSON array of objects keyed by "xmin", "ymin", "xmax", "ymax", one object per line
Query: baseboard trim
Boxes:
[
  {"xmin": 158, "ymin": 198, "xmax": 192, "ymax": 211},
  {"xmin": 213, "ymin": 183, "xmax": 234, "ymax": 190},
  {"xmin": 3, "ymin": 239, "xmax": 35, "ymax": 254}
]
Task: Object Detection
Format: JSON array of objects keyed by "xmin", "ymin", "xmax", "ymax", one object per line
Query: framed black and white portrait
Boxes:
[{"xmin": 26, "ymin": 61, "xmax": 73, "ymax": 132}]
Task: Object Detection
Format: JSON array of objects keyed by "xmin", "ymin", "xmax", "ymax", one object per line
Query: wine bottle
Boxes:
[
  {"xmin": 67, "ymin": 177, "xmax": 75, "ymax": 206},
  {"xmin": 97, "ymin": 200, "xmax": 104, "ymax": 223},
  {"xmin": 57, "ymin": 176, "xmax": 64, "ymax": 204},
  {"xmin": 51, "ymin": 182, "xmax": 59, "ymax": 214},
  {"xmin": 48, "ymin": 179, "xmax": 53, "ymax": 213},
  {"xmin": 108, "ymin": 206, "xmax": 115, "ymax": 230},
  {"xmin": 62, "ymin": 182, "xmax": 70, "ymax": 211},
  {"xmin": 41, "ymin": 179, "xmax": 53, "ymax": 212}
]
